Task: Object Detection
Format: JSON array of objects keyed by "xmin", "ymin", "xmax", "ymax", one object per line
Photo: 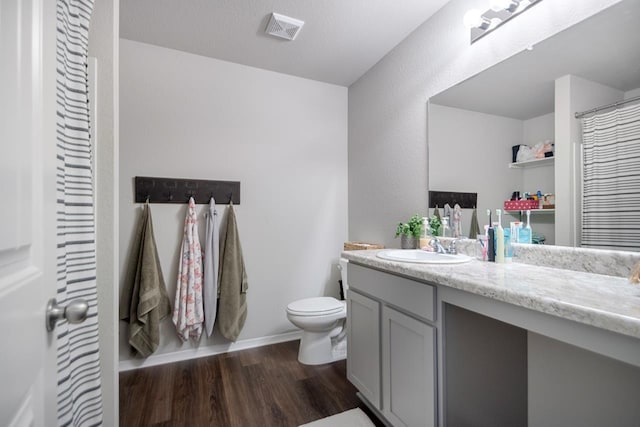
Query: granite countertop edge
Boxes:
[{"xmin": 342, "ymin": 249, "xmax": 640, "ymax": 340}]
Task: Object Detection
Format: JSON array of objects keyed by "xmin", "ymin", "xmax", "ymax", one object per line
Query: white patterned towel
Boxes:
[{"xmin": 173, "ymin": 197, "xmax": 204, "ymax": 341}]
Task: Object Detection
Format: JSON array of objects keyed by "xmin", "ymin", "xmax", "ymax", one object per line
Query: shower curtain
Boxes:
[
  {"xmin": 56, "ymin": 0, "xmax": 103, "ymax": 425},
  {"xmin": 581, "ymin": 102, "xmax": 640, "ymax": 252}
]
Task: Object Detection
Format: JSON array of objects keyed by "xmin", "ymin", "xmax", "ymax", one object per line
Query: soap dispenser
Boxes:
[
  {"xmin": 420, "ymin": 217, "xmax": 430, "ymax": 249},
  {"xmin": 519, "ymin": 210, "xmax": 533, "ymax": 244},
  {"xmin": 441, "ymin": 217, "xmax": 450, "ymax": 238}
]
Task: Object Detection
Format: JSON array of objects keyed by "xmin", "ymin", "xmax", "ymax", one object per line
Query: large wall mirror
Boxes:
[{"xmin": 428, "ymin": 0, "xmax": 640, "ymax": 250}]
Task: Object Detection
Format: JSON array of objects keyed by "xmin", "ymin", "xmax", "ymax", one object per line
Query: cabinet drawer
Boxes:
[{"xmin": 348, "ymin": 263, "xmax": 435, "ymax": 322}]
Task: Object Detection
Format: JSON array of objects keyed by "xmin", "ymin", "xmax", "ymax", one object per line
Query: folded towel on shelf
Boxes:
[
  {"xmin": 203, "ymin": 196, "xmax": 220, "ymax": 337},
  {"xmin": 217, "ymin": 202, "xmax": 248, "ymax": 342},
  {"xmin": 173, "ymin": 197, "xmax": 205, "ymax": 341},
  {"xmin": 119, "ymin": 202, "xmax": 171, "ymax": 357}
]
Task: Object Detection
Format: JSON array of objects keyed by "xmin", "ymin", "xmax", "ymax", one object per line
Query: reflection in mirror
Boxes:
[{"xmin": 428, "ymin": 0, "xmax": 640, "ymax": 250}]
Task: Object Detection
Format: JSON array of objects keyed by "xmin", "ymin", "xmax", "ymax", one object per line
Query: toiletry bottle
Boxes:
[
  {"xmin": 420, "ymin": 217, "xmax": 430, "ymax": 249},
  {"xmin": 441, "ymin": 217, "xmax": 450, "ymax": 238},
  {"xmin": 510, "ymin": 221, "xmax": 522, "ymax": 243},
  {"xmin": 495, "ymin": 209, "xmax": 505, "ymax": 263},
  {"xmin": 519, "ymin": 210, "xmax": 533, "ymax": 244},
  {"xmin": 486, "ymin": 210, "xmax": 495, "ymax": 262},
  {"xmin": 504, "ymin": 227, "xmax": 512, "ymax": 262}
]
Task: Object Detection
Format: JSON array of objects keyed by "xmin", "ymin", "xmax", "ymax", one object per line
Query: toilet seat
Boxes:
[{"xmin": 286, "ymin": 297, "xmax": 345, "ymax": 317}]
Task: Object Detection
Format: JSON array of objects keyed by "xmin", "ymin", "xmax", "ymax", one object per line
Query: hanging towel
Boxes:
[
  {"xmin": 468, "ymin": 207, "xmax": 481, "ymax": 239},
  {"xmin": 203, "ymin": 196, "xmax": 220, "ymax": 337},
  {"xmin": 120, "ymin": 202, "xmax": 171, "ymax": 357},
  {"xmin": 217, "ymin": 202, "xmax": 248, "ymax": 342},
  {"xmin": 173, "ymin": 197, "xmax": 205, "ymax": 341},
  {"xmin": 452, "ymin": 204, "xmax": 463, "ymax": 238},
  {"xmin": 433, "ymin": 205, "xmax": 442, "ymax": 221},
  {"xmin": 443, "ymin": 203, "xmax": 452, "ymax": 224}
]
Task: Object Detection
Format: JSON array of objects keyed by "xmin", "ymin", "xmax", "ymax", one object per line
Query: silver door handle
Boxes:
[{"xmin": 46, "ymin": 298, "xmax": 89, "ymax": 332}]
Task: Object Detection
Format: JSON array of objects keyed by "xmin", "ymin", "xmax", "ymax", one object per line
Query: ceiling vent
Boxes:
[{"xmin": 265, "ymin": 13, "xmax": 304, "ymax": 41}]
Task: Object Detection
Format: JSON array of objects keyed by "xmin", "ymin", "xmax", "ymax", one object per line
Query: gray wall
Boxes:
[
  {"xmin": 528, "ymin": 332, "xmax": 640, "ymax": 426},
  {"xmin": 119, "ymin": 40, "xmax": 348, "ymax": 364},
  {"xmin": 444, "ymin": 304, "xmax": 528, "ymax": 427},
  {"xmin": 428, "ymin": 104, "xmax": 522, "ymax": 237},
  {"xmin": 348, "ymin": 0, "xmax": 621, "ymax": 248}
]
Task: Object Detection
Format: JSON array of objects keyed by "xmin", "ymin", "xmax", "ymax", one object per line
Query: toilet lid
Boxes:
[{"xmin": 287, "ymin": 297, "xmax": 344, "ymax": 316}]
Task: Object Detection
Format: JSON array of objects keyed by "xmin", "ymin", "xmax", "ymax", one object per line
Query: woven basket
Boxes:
[{"xmin": 344, "ymin": 242, "xmax": 384, "ymax": 251}]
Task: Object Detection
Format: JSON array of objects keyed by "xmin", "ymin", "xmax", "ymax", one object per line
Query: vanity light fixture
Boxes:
[{"xmin": 464, "ymin": 0, "xmax": 542, "ymax": 44}]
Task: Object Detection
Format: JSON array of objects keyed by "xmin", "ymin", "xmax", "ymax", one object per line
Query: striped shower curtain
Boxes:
[
  {"xmin": 581, "ymin": 102, "xmax": 640, "ymax": 251},
  {"xmin": 56, "ymin": 0, "xmax": 103, "ymax": 425}
]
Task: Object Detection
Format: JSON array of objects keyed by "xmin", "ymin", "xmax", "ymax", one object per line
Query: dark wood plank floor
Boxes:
[{"xmin": 120, "ymin": 340, "xmax": 384, "ymax": 427}]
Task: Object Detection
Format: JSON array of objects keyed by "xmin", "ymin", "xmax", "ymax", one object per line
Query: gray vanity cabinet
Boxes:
[
  {"xmin": 346, "ymin": 290, "xmax": 381, "ymax": 409},
  {"xmin": 347, "ymin": 263, "xmax": 437, "ymax": 426},
  {"xmin": 382, "ymin": 306, "xmax": 435, "ymax": 427}
]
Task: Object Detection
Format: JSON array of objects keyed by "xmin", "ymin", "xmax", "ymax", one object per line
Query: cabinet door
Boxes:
[
  {"xmin": 347, "ymin": 290, "xmax": 381, "ymax": 409},
  {"xmin": 382, "ymin": 306, "xmax": 436, "ymax": 427}
]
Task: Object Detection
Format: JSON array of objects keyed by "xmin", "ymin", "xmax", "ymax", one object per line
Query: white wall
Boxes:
[
  {"xmin": 555, "ymin": 75, "xmax": 622, "ymax": 246},
  {"xmin": 348, "ymin": 0, "xmax": 622, "ymax": 248},
  {"xmin": 119, "ymin": 40, "xmax": 348, "ymax": 365},
  {"xmin": 428, "ymin": 104, "xmax": 523, "ymax": 237},
  {"xmin": 88, "ymin": 0, "xmax": 119, "ymax": 424}
]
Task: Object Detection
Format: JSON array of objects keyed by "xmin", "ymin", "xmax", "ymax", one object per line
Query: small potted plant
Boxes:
[
  {"xmin": 428, "ymin": 216, "xmax": 442, "ymax": 237},
  {"xmin": 395, "ymin": 214, "xmax": 423, "ymax": 249}
]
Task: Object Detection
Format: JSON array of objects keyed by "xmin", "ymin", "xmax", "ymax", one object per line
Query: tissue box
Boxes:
[{"xmin": 504, "ymin": 200, "xmax": 539, "ymax": 211}]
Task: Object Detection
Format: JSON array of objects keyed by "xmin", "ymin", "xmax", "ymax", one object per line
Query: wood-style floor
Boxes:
[{"xmin": 119, "ymin": 339, "xmax": 383, "ymax": 427}]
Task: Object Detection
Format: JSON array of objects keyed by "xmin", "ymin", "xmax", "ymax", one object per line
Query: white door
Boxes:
[{"xmin": 0, "ymin": 0, "xmax": 60, "ymax": 425}]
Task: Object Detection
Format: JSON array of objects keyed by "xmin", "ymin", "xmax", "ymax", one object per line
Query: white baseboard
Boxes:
[{"xmin": 118, "ymin": 330, "xmax": 302, "ymax": 372}]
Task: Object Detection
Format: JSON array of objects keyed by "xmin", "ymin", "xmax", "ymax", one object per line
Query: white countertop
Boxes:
[{"xmin": 342, "ymin": 249, "xmax": 640, "ymax": 340}]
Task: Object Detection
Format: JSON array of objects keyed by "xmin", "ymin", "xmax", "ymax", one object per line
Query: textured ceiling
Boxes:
[{"xmin": 120, "ymin": 0, "xmax": 450, "ymax": 87}]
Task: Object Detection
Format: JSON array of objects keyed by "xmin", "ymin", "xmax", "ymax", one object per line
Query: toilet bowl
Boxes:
[{"xmin": 286, "ymin": 259, "xmax": 349, "ymax": 365}]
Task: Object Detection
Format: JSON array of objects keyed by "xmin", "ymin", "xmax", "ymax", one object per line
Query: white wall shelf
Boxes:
[
  {"xmin": 505, "ymin": 209, "xmax": 555, "ymax": 214},
  {"xmin": 509, "ymin": 157, "xmax": 554, "ymax": 169}
]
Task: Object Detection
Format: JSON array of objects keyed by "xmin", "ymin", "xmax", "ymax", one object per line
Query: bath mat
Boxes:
[{"xmin": 299, "ymin": 408, "xmax": 375, "ymax": 427}]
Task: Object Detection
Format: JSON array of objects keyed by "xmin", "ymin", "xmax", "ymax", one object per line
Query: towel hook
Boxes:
[
  {"xmin": 145, "ymin": 195, "xmax": 150, "ymax": 204},
  {"xmin": 228, "ymin": 192, "xmax": 233, "ymax": 204}
]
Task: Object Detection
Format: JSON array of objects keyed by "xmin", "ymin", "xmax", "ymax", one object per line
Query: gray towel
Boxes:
[
  {"xmin": 203, "ymin": 197, "xmax": 220, "ymax": 337},
  {"xmin": 119, "ymin": 203, "xmax": 171, "ymax": 357},
  {"xmin": 468, "ymin": 207, "xmax": 481, "ymax": 239},
  {"xmin": 217, "ymin": 203, "xmax": 248, "ymax": 341}
]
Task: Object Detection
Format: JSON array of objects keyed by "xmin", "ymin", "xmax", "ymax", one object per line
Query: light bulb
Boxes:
[
  {"xmin": 516, "ymin": 0, "xmax": 532, "ymax": 12},
  {"xmin": 491, "ymin": 0, "xmax": 522, "ymax": 13},
  {"xmin": 463, "ymin": 9, "xmax": 483, "ymax": 29},
  {"xmin": 488, "ymin": 17, "xmax": 502, "ymax": 30},
  {"xmin": 490, "ymin": 0, "xmax": 512, "ymax": 12}
]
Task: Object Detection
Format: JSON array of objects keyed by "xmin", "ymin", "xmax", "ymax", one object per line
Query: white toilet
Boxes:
[{"xmin": 286, "ymin": 258, "xmax": 349, "ymax": 365}]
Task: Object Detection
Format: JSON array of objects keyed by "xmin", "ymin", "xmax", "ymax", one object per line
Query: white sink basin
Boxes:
[{"xmin": 376, "ymin": 249, "xmax": 472, "ymax": 264}]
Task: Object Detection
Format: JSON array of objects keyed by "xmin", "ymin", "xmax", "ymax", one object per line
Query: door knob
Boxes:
[{"xmin": 46, "ymin": 298, "xmax": 89, "ymax": 332}]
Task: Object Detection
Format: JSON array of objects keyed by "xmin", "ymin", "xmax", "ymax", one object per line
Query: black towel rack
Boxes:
[
  {"xmin": 428, "ymin": 190, "xmax": 477, "ymax": 209},
  {"xmin": 134, "ymin": 176, "xmax": 241, "ymax": 204}
]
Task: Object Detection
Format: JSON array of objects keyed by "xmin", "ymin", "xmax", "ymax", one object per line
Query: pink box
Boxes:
[{"xmin": 504, "ymin": 200, "xmax": 539, "ymax": 211}]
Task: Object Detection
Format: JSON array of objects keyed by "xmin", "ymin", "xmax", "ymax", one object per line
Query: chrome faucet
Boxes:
[
  {"xmin": 429, "ymin": 237, "xmax": 462, "ymax": 255},
  {"xmin": 429, "ymin": 238, "xmax": 447, "ymax": 254},
  {"xmin": 448, "ymin": 238, "xmax": 461, "ymax": 255}
]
